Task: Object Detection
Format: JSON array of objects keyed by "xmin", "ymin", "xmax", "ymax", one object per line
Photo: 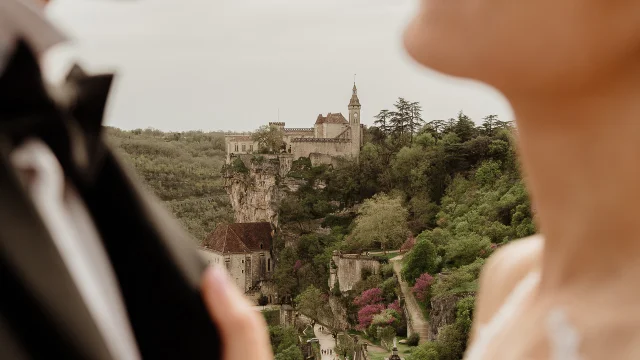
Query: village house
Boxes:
[
  {"xmin": 225, "ymin": 83, "xmax": 363, "ymax": 165},
  {"xmin": 199, "ymin": 222, "xmax": 274, "ymax": 294}
]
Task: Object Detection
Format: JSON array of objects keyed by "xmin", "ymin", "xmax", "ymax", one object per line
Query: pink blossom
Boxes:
[
  {"xmin": 353, "ymin": 288, "xmax": 383, "ymax": 307},
  {"xmin": 293, "ymin": 260, "xmax": 302, "ymax": 272},
  {"xmin": 412, "ymin": 273, "xmax": 434, "ymax": 302},
  {"xmin": 356, "ymin": 304, "xmax": 385, "ymax": 330},
  {"xmin": 387, "ymin": 300, "xmax": 402, "ymax": 315}
]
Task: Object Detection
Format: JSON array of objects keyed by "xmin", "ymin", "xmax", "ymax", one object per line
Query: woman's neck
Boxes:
[{"xmin": 510, "ymin": 70, "xmax": 640, "ymax": 292}]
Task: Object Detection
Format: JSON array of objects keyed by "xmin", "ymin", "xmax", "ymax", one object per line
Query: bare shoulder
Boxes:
[{"xmin": 471, "ymin": 236, "xmax": 543, "ymax": 330}]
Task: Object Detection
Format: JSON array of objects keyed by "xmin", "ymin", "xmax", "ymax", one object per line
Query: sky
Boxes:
[{"xmin": 45, "ymin": 0, "xmax": 513, "ymax": 132}]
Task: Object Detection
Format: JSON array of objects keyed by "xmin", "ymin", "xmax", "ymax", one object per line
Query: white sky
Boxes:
[{"xmin": 45, "ymin": 0, "xmax": 513, "ymax": 132}]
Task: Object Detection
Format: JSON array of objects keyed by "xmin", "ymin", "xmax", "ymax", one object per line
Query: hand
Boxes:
[{"xmin": 201, "ymin": 266, "xmax": 273, "ymax": 360}]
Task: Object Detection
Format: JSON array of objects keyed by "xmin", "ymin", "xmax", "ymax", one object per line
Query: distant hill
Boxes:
[{"xmin": 106, "ymin": 127, "xmax": 233, "ymax": 243}]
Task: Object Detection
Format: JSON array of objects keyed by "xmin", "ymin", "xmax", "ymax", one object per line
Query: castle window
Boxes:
[
  {"xmin": 241, "ymin": 270, "xmax": 244, "ymax": 274},
  {"xmin": 242, "ymin": 144, "xmax": 246, "ymax": 152},
  {"xmin": 242, "ymin": 259, "xmax": 244, "ymax": 264},
  {"xmin": 268, "ymin": 258, "xmax": 271, "ymax": 272},
  {"xmin": 249, "ymin": 145, "xmax": 253, "ymax": 152},
  {"xmin": 260, "ymin": 243, "xmax": 263, "ymax": 250},
  {"xmin": 234, "ymin": 144, "xmax": 238, "ymax": 152}
]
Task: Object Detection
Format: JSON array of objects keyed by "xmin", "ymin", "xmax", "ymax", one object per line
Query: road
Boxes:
[
  {"xmin": 391, "ymin": 255, "xmax": 430, "ymax": 344},
  {"xmin": 314, "ymin": 324, "xmax": 337, "ymax": 360}
]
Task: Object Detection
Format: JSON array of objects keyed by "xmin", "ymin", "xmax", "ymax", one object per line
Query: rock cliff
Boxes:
[
  {"xmin": 428, "ymin": 293, "xmax": 473, "ymax": 340},
  {"xmin": 224, "ymin": 154, "xmax": 294, "ymax": 226}
]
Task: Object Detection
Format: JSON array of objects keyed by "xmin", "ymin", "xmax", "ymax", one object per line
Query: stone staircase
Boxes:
[{"xmin": 390, "ymin": 255, "xmax": 430, "ymax": 344}]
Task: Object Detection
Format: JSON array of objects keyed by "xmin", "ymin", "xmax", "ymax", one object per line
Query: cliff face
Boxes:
[
  {"xmin": 225, "ymin": 154, "xmax": 294, "ymax": 226},
  {"xmin": 428, "ymin": 293, "xmax": 473, "ymax": 340}
]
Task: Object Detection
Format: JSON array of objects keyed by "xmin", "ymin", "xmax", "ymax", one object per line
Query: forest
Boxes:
[{"xmin": 108, "ymin": 98, "xmax": 534, "ymax": 360}]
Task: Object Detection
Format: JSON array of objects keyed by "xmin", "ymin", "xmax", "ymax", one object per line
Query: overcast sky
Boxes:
[{"xmin": 45, "ymin": 0, "xmax": 513, "ymax": 132}]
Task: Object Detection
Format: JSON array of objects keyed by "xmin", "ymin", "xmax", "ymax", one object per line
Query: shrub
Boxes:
[
  {"xmin": 354, "ymin": 288, "xmax": 383, "ymax": 307},
  {"xmin": 431, "ymin": 259, "xmax": 484, "ymax": 299},
  {"xmin": 412, "ymin": 273, "xmax": 435, "ymax": 302},
  {"xmin": 380, "ymin": 277, "xmax": 398, "ymax": 302},
  {"xmin": 407, "ymin": 333, "xmax": 420, "ymax": 346},
  {"xmin": 402, "ymin": 239, "xmax": 438, "ymax": 285},
  {"xmin": 361, "ymin": 268, "xmax": 373, "ymax": 281},
  {"xmin": 263, "ymin": 310, "xmax": 280, "ymax": 326},
  {"xmin": 353, "ymin": 274, "xmax": 384, "ymax": 295},
  {"xmin": 408, "ymin": 341, "xmax": 441, "ymax": 360},
  {"xmin": 274, "ymin": 344, "xmax": 303, "ymax": 360},
  {"xmin": 443, "ymin": 233, "xmax": 492, "ymax": 267},
  {"xmin": 229, "ymin": 157, "xmax": 249, "ymax": 173},
  {"xmin": 372, "ymin": 309, "xmax": 401, "ymax": 328},
  {"xmin": 381, "ymin": 263, "xmax": 395, "ymax": 279},
  {"xmin": 258, "ymin": 294, "xmax": 269, "ymax": 306},
  {"xmin": 356, "ymin": 304, "xmax": 385, "ymax": 330}
]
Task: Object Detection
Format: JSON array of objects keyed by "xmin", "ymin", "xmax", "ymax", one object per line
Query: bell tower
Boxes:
[{"xmin": 348, "ymin": 82, "xmax": 362, "ymax": 159}]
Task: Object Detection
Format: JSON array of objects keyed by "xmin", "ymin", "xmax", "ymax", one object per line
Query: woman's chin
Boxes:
[{"xmin": 403, "ymin": 20, "xmax": 479, "ymax": 82}]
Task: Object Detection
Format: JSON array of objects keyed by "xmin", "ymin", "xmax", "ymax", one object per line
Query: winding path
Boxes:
[
  {"xmin": 314, "ymin": 324, "xmax": 337, "ymax": 360},
  {"xmin": 391, "ymin": 255, "xmax": 429, "ymax": 344}
]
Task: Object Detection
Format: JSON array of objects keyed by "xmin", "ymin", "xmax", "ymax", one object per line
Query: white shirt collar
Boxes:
[{"xmin": 0, "ymin": 0, "xmax": 67, "ymax": 73}]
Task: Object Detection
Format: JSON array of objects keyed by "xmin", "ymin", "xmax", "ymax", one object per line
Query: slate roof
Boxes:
[
  {"xmin": 315, "ymin": 112, "xmax": 348, "ymax": 125},
  {"xmin": 203, "ymin": 222, "xmax": 273, "ymax": 254}
]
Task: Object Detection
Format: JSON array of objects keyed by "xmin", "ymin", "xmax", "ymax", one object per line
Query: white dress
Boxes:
[{"xmin": 464, "ymin": 272, "xmax": 583, "ymax": 360}]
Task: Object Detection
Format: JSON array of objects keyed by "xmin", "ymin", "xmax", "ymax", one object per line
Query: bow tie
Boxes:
[{"xmin": 0, "ymin": 39, "xmax": 114, "ymax": 183}]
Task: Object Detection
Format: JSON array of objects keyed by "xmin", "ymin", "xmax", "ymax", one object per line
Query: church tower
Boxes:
[{"xmin": 348, "ymin": 82, "xmax": 362, "ymax": 159}]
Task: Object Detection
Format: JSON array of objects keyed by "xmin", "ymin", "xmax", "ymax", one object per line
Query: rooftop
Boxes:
[
  {"xmin": 203, "ymin": 222, "xmax": 273, "ymax": 254},
  {"xmin": 315, "ymin": 112, "xmax": 348, "ymax": 125}
]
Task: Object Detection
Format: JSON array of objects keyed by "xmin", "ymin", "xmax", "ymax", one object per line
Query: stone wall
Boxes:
[
  {"xmin": 329, "ymin": 251, "xmax": 381, "ymax": 293},
  {"xmin": 291, "ymin": 140, "xmax": 352, "ymax": 160},
  {"xmin": 198, "ymin": 249, "xmax": 272, "ymax": 294},
  {"xmin": 324, "ymin": 123, "xmax": 350, "ymax": 139}
]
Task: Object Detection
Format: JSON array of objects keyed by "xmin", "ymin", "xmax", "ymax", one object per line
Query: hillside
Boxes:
[
  {"xmin": 106, "ymin": 127, "xmax": 233, "ymax": 243},
  {"xmin": 254, "ymin": 105, "xmax": 535, "ymax": 360}
]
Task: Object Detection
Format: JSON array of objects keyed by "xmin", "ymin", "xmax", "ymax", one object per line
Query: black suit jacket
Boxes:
[{"xmin": 0, "ymin": 41, "xmax": 222, "ymax": 360}]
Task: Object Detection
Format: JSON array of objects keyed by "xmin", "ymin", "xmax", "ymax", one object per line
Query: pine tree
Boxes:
[{"xmin": 374, "ymin": 109, "xmax": 392, "ymax": 135}]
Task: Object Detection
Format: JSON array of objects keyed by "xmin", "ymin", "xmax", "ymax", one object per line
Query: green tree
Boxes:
[
  {"xmin": 350, "ymin": 194, "xmax": 409, "ymax": 252},
  {"xmin": 444, "ymin": 233, "xmax": 492, "ymax": 267},
  {"xmin": 252, "ymin": 124, "xmax": 284, "ymax": 153},
  {"xmin": 274, "ymin": 344, "xmax": 303, "ymax": 360},
  {"xmin": 453, "ymin": 111, "xmax": 476, "ymax": 142},
  {"xmin": 269, "ymin": 325, "xmax": 299, "ymax": 353},
  {"xmin": 481, "ymin": 114, "xmax": 499, "ymax": 136},
  {"xmin": 374, "ymin": 109, "xmax": 393, "ymax": 135},
  {"xmin": 402, "ymin": 238, "xmax": 439, "ymax": 284},
  {"xmin": 273, "ymin": 247, "xmax": 299, "ymax": 301},
  {"xmin": 408, "ymin": 342, "xmax": 441, "ymax": 360},
  {"xmin": 295, "ymin": 286, "xmax": 327, "ymax": 324}
]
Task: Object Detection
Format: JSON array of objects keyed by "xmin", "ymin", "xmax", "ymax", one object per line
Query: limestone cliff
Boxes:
[
  {"xmin": 224, "ymin": 154, "xmax": 293, "ymax": 226},
  {"xmin": 428, "ymin": 293, "xmax": 473, "ymax": 340}
]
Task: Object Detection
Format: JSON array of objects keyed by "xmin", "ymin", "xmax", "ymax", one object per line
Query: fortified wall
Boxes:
[{"xmin": 329, "ymin": 251, "xmax": 381, "ymax": 293}]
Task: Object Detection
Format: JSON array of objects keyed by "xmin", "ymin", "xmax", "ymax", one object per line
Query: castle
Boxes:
[{"xmin": 225, "ymin": 83, "xmax": 363, "ymax": 165}]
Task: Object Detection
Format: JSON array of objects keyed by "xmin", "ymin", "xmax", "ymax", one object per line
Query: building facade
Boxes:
[
  {"xmin": 225, "ymin": 83, "xmax": 363, "ymax": 164},
  {"xmin": 199, "ymin": 222, "xmax": 273, "ymax": 293}
]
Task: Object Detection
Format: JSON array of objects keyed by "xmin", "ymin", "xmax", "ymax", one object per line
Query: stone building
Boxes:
[
  {"xmin": 199, "ymin": 222, "xmax": 274, "ymax": 293},
  {"xmin": 225, "ymin": 83, "xmax": 363, "ymax": 165}
]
